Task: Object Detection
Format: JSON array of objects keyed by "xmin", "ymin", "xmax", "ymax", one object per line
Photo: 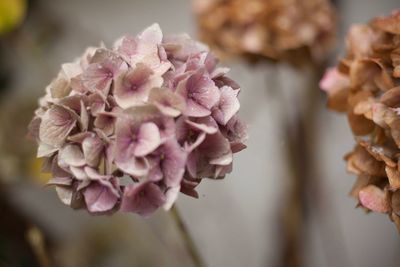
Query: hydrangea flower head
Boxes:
[
  {"xmin": 28, "ymin": 24, "xmax": 247, "ymax": 216},
  {"xmin": 194, "ymin": 0, "xmax": 337, "ymax": 64},
  {"xmin": 320, "ymin": 11, "xmax": 400, "ymax": 231}
]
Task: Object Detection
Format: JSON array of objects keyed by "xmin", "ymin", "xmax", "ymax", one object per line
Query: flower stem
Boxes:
[{"xmin": 170, "ymin": 205, "xmax": 205, "ymax": 267}]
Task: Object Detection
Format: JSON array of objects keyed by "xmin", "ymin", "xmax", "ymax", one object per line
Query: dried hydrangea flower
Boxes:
[
  {"xmin": 320, "ymin": 10, "xmax": 400, "ymax": 231},
  {"xmin": 194, "ymin": 0, "xmax": 336, "ymax": 64},
  {"xmin": 28, "ymin": 24, "xmax": 247, "ymax": 216}
]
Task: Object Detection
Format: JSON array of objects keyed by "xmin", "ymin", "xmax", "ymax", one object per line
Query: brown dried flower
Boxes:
[
  {"xmin": 320, "ymin": 10, "xmax": 400, "ymax": 231},
  {"xmin": 194, "ymin": 0, "xmax": 337, "ymax": 64}
]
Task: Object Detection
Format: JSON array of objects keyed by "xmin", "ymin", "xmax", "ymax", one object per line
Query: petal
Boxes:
[
  {"xmin": 139, "ymin": 23, "xmax": 163, "ymax": 44},
  {"xmin": 359, "ymin": 185, "xmax": 390, "ymax": 213},
  {"xmin": 83, "ymin": 182, "xmax": 119, "ymax": 213},
  {"xmin": 200, "ymin": 131, "xmax": 232, "ymax": 166},
  {"xmin": 134, "ymin": 122, "xmax": 162, "ymax": 157},
  {"xmin": 177, "ymin": 69, "xmax": 220, "ymax": 117},
  {"xmin": 58, "ymin": 144, "xmax": 86, "ymax": 168},
  {"xmin": 148, "ymin": 87, "xmax": 186, "ymax": 117},
  {"xmin": 159, "ymin": 140, "xmax": 187, "ymax": 187},
  {"xmin": 82, "ymin": 135, "xmax": 104, "ymax": 167},
  {"xmin": 114, "ymin": 64, "xmax": 163, "ymax": 108},
  {"xmin": 56, "ymin": 186, "xmax": 73, "ymax": 206},
  {"xmin": 39, "ymin": 106, "xmax": 78, "ymax": 147},
  {"xmin": 37, "ymin": 142, "xmax": 58, "ymax": 158},
  {"xmin": 94, "ymin": 112, "xmax": 116, "ymax": 136},
  {"xmin": 121, "ymin": 182, "xmax": 166, "ymax": 216},
  {"xmin": 212, "ymin": 86, "xmax": 240, "ymax": 126}
]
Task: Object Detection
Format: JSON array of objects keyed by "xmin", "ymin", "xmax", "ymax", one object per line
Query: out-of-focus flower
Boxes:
[
  {"xmin": 194, "ymin": 0, "xmax": 337, "ymax": 64},
  {"xmin": 321, "ymin": 10, "xmax": 400, "ymax": 231},
  {"xmin": 0, "ymin": 0, "xmax": 26, "ymax": 34},
  {"xmin": 28, "ymin": 24, "xmax": 247, "ymax": 216}
]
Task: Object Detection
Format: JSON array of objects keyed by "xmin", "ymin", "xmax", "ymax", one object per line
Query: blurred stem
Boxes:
[
  {"xmin": 170, "ymin": 205, "xmax": 205, "ymax": 267},
  {"xmin": 275, "ymin": 64, "xmax": 322, "ymax": 267}
]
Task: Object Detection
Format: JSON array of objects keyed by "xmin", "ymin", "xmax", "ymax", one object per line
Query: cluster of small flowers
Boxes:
[
  {"xmin": 28, "ymin": 24, "xmax": 247, "ymax": 216},
  {"xmin": 320, "ymin": 11, "xmax": 400, "ymax": 231},
  {"xmin": 194, "ymin": 0, "xmax": 336, "ymax": 64}
]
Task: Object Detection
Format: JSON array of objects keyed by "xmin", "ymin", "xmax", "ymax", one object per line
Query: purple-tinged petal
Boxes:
[
  {"xmin": 39, "ymin": 105, "xmax": 78, "ymax": 147},
  {"xmin": 200, "ymin": 132, "xmax": 232, "ymax": 166},
  {"xmin": 82, "ymin": 135, "xmax": 104, "ymax": 167},
  {"xmin": 70, "ymin": 166, "xmax": 88, "ymax": 180},
  {"xmin": 134, "ymin": 122, "xmax": 162, "ymax": 157},
  {"xmin": 175, "ymin": 116, "xmax": 207, "ymax": 151},
  {"xmin": 162, "ymin": 34, "xmax": 208, "ymax": 62},
  {"xmin": 88, "ymin": 92, "xmax": 106, "ymax": 115},
  {"xmin": 114, "ymin": 64, "xmax": 163, "ymax": 108},
  {"xmin": 94, "ymin": 112, "xmax": 116, "ymax": 136},
  {"xmin": 158, "ymin": 139, "xmax": 187, "ymax": 187},
  {"xmin": 180, "ymin": 177, "xmax": 201, "ymax": 198},
  {"xmin": 80, "ymin": 101, "xmax": 89, "ymax": 131},
  {"xmin": 212, "ymin": 86, "xmax": 240, "ymax": 125},
  {"xmin": 58, "ymin": 144, "xmax": 86, "ymax": 168},
  {"xmin": 68, "ymin": 132, "xmax": 94, "ymax": 143},
  {"xmin": 177, "ymin": 69, "xmax": 220, "ymax": 117},
  {"xmin": 214, "ymin": 76, "xmax": 240, "ymax": 90},
  {"xmin": 148, "ymin": 87, "xmax": 186, "ymax": 117},
  {"xmin": 222, "ymin": 115, "xmax": 248, "ymax": 153},
  {"xmin": 83, "ymin": 182, "xmax": 119, "ymax": 213},
  {"xmin": 121, "ymin": 182, "xmax": 166, "ymax": 216},
  {"xmin": 51, "ymin": 156, "xmax": 71, "ymax": 177},
  {"xmin": 114, "ymin": 120, "xmax": 150, "ymax": 176},
  {"xmin": 81, "ymin": 49, "xmax": 127, "ymax": 95},
  {"xmin": 115, "ymin": 156, "xmax": 149, "ymax": 178},
  {"xmin": 84, "ymin": 166, "xmax": 110, "ymax": 180},
  {"xmin": 186, "ymin": 116, "xmax": 218, "ymax": 134},
  {"xmin": 46, "ymin": 72, "xmax": 71, "ymax": 99}
]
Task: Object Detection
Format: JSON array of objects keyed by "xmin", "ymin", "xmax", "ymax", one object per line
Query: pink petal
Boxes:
[
  {"xmin": 199, "ymin": 131, "xmax": 232, "ymax": 166},
  {"xmin": 82, "ymin": 135, "xmax": 104, "ymax": 167},
  {"xmin": 114, "ymin": 64, "xmax": 163, "ymax": 108},
  {"xmin": 94, "ymin": 112, "xmax": 116, "ymax": 136},
  {"xmin": 139, "ymin": 23, "xmax": 163, "ymax": 44},
  {"xmin": 148, "ymin": 87, "xmax": 186, "ymax": 117},
  {"xmin": 134, "ymin": 122, "xmax": 162, "ymax": 157},
  {"xmin": 121, "ymin": 182, "xmax": 166, "ymax": 216},
  {"xmin": 212, "ymin": 86, "xmax": 240, "ymax": 125},
  {"xmin": 177, "ymin": 69, "xmax": 220, "ymax": 117},
  {"xmin": 58, "ymin": 144, "xmax": 86, "ymax": 168},
  {"xmin": 186, "ymin": 116, "xmax": 219, "ymax": 134},
  {"xmin": 39, "ymin": 106, "xmax": 78, "ymax": 147},
  {"xmin": 84, "ymin": 182, "xmax": 119, "ymax": 213},
  {"xmin": 359, "ymin": 185, "xmax": 390, "ymax": 213},
  {"xmin": 319, "ymin": 67, "xmax": 350, "ymax": 94},
  {"xmin": 159, "ymin": 139, "xmax": 187, "ymax": 187},
  {"xmin": 88, "ymin": 92, "xmax": 106, "ymax": 115}
]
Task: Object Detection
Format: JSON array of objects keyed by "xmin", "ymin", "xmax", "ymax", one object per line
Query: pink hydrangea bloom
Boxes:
[{"xmin": 28, "ymin": 24, "xmax": 247, "ymax": 216}]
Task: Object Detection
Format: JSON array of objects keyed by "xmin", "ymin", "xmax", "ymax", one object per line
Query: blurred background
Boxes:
[{"xmin": 0, "ymin": 0, "xmax": 399, "ymax": 267}]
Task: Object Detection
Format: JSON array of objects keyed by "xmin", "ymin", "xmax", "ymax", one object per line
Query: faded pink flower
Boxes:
[{"xmin": 29, "ymin": 24, "xmax": 247, "ymax": 216}]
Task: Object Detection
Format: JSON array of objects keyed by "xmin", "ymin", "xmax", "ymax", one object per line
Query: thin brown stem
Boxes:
[{"xmin": 170, "ymin": 205, "xmax": 205, "ymax": 267}]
